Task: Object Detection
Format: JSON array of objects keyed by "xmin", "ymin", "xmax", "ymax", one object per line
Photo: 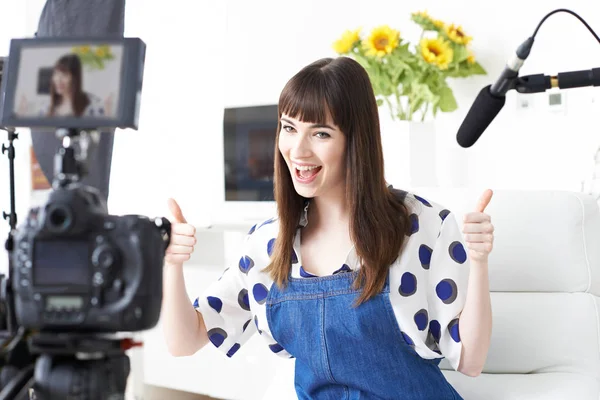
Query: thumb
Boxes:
[
  {"xmin": 167, "ymin": 198, "xmax": 187, "ymax": 223},
  {"xmin": 475, "ymin": 189, "xmax": 493, "ymax": 213}
]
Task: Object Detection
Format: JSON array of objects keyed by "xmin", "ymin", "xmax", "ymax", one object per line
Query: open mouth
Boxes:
[{"xmin": 294, "ymin": 164, "xmax": 322, "ymax": 183}]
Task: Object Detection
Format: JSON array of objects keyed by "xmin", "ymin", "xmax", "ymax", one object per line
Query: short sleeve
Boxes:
[
  {"xmin": 194, "ymin": 235, "xmax": 257, "ymax": 358},
  {"xmin": 427, "ymin": 211, "xmax": 470, "ymax": 371}
]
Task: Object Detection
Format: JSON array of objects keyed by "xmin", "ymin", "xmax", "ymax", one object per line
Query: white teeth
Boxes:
[{"xmin": 294, "ymin": 165, "xmax": 320, "ymax": 171}]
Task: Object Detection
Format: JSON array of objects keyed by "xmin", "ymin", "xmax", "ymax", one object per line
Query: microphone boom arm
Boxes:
[{"xmin": 515, "ymin": 67, "xmax": 600, "ymax": 94}]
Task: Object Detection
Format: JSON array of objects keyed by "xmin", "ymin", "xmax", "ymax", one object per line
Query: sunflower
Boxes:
[
  {"xmin": 73, "ymin": 45, "xmax": 90, "ymax": 54},
  {"xmin": 445, "ymin": 24, "xmax": 472, "ymax": 45},
  {"xmin": 467, "ymin": 50, "xmax": 476, "ymax": 64},
  {"xmin": 433, "ymin": 19, "xmax": 445, "ymax": 29},
  {"xmin": 420, "ymin": 38, "xmax": 454, "ymax": 70},
  {"xmin": 95, "ymin": 46, "xmax": 108, "ymax": 58},
  {"xmin": 333, "ymin": 28, "xmax": 361, "ymax": 54},
  {"xmin": 363, "ymin": 25, "xmax": 400, "ymax": 57}
]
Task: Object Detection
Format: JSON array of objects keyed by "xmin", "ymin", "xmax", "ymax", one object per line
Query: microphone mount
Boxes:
[{"xmin": 510, "ymin": 67, "xmax": 600, "ymax": 94}]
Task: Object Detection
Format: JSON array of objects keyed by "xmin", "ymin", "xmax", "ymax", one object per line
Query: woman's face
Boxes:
[
  {"xmin": 52, "ymin": 69, "xmax": 72, "ymax": 95},
  {"xmin": 278, "ymin": 112, "xmax": 346, "ymax": 199}
]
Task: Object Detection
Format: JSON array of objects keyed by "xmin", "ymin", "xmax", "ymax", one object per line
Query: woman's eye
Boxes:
[
  {"xmin": 315, "ymin": 131, "xmax": 331, "ymax": 138},
  {"xmin": 282, "ymin": 125, "xmax": 294, "ymax": 133}
]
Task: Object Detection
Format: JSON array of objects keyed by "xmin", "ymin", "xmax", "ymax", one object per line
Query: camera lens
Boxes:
[{"xmin": 46, "ymin": 204, "xmax": 73, "ymax": 233}]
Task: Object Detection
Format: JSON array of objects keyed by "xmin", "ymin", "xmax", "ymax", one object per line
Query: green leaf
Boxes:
[
  {"xmin": 438, "ymin": 86, "xmax": 458, "ymax": 112},
  {"xmin": 452, "ymin": 44, "xmax": 469, "ymax": 64},
  {"xmin": 469, "ymin": 62, "xmax": 487, "ymax": 75}
]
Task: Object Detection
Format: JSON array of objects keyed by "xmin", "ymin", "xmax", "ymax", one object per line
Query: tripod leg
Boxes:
[
  {"xmin": 15, "ymin": 377, "xmax": 34, "ymax": 400},
  {"xmin": 0, "ymin": 364, "xmax": 34, "ymax": 400}
]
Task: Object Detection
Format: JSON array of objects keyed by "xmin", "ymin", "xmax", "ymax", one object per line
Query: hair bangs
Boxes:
[{"xmin": 278, "ymin": 70, "xmax": 332, "ymax": 125}]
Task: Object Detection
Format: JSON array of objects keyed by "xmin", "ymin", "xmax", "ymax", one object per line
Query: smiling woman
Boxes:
[{"xmin": 162, "ymin": 56, "xmax": 494, "ymax": 400}]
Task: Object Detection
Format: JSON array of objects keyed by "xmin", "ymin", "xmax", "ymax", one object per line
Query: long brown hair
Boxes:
[
  {"xmin": 265, "ymin": 57, "xmax": 415, "ymax": 305},
  {"xmin": 49, "ymin": 54, "xmax": 90, "ymax": 116}
]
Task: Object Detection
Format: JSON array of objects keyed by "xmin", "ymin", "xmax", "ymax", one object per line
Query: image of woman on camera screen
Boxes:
[
  {"xmin": 47, "ymin": 53, "xmax": 109, "ymax": 117},
  {"xmin": 16, "ymin": 52, "xmax": 113, "ymax": 118}
]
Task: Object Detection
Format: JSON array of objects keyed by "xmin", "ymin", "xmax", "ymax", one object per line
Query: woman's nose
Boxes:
[{"xmin": 290, "ymin": 134, "xmax": 312, "ymax": 158}]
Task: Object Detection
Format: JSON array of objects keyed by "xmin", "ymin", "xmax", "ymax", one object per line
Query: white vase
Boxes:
[{"xmin": 379, "ymin": 115, "xmax": 438, "ymax": 189}]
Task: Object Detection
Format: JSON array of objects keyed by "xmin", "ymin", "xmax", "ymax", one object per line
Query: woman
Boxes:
[
  {"xmin": 47, "ymin": 53, "xmax": 108, "ymax": 117},
  {"xmin": 162, "ymin": 57, "xmax": 493, "ymax": 399},
  {"xmin": 48, "ymin": 54, "xmax": 90, "ymax": 117}
]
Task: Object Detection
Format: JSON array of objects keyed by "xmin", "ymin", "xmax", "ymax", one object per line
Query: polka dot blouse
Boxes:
[{"xmin": 194, "ymin": 192, "xmax": 469, "ymax": 371}]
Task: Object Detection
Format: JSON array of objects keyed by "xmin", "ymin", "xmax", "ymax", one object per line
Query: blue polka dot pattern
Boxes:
[
  {"xmin": 218, "ymin": 267, "xmax": 230, "ymax": 281},
  {"xmin": 238, "ymin": 289, "xmax": 250, "ymax": 311},
  {"xmin": 253, "ymin": 283, "xmax": 269, "ymax": 304},
  {"xmin": 429, "ymin": 320, "xmax": 441, "ymax": 343},
  {"xmin": 436, "ymin": 279, "xmax": 458, "ymax": 304},
  {"xmin": 419, "ymin": 245, "xmax": 432, "ymax": 270},
  {"xmin": 449, "ymin": 318, "xmax": 461, "ymax": 342},
  {"xmin": 409, "ymin": 214, "xmax": 419, "ymax": 236},
  {"xmin": 207, "ymin": 296, "xmax": 223, "ymax": 313},
  {"xmin": 300, "ymin": 266, "xmax": 316, "ymax": 278},
  {"xmin": 291, "ymin": 249, "xmax": 298, "ymax": 264},
  {"xmin": 226, "ymin": 343, "xmax": 241, "ymax": 357},
  {"xmin": 401, "ymin": 332, "xmax": 414, "ymax": 346},
  {"xmin": 267, "ymin": 238, "xmax": 276, "ymax": 257},
  {"xmin": 415, "ymin": 195, "xmax": 432, "ymax": 207},
  {"xmin": 414, "ymin": 309, "xmax": 429, "ymax": 331},
  {"xmin": 258, "ymin": 217, "xmax": 276, "ymax": 229},
  {"xmin": 248, "ymin": 224, "xmax": 257, "ymax": 235},
  {"xmin": 439, "ymin": 209, "xmax": 450, "ymax": 221},
  {"xmin": 399, "ymin": 272, "xmax": 417, "ymax": 297},
  {"xmin": 269, "ymin": 343, "xmax": 284, "ymax": 353},
  {"xmin": 192, "ymin": 297, "xmax": 199, "ymax": 308},
  {"xmin": 239, "ymin": 255, "xmax": 254, "ymax": 275},
  {"xmin": 243, "ymin": 319, "xmax": 251, "ymax": 332},
  {"xmin": 254, "ymin": 315, "xmax": 262, "ymax": 334},
  {"xmin": 333, "ymin": 264, "xmax": 352, "ymax": 275},
  {"xmin": 449, "ymin": 241, "xmax": 467, "ymax": 264},
  {"xmin": 207, "ymin": 328, "xmax": 227, "ymax": 348}
]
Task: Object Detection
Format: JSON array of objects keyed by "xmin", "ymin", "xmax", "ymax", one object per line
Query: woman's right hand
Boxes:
[{"xmin": 165, "ymin": 198, "xmax": 197, "ymax": 267}]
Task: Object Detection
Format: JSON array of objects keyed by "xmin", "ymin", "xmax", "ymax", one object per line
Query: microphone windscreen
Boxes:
[{"xmin": 456, "ymin": 85, "xmax": 505, "ymax": 148}]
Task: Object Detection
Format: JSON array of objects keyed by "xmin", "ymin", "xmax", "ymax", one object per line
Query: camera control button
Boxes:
[
  {"xmin": 104, "ymin": 221, "xmax": 116, "ymax": 230},
  {"xmin": 91, "ymin": 245, "xmax": 115, "ymax": 269}
]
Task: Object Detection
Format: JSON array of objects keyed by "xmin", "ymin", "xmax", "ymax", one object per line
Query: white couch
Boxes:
[
  {"xmin": 263, "ymin": 189, "xmax": 600, "ymax": 400},
  {"xmin": 435, "ymin": 189, "xmax": 600, "ymax": 400}
]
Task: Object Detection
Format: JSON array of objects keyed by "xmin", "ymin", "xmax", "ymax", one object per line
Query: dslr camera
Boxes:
[{"xmin": 0, "ymin": 37, "xmax": 171, "ymax": 400}]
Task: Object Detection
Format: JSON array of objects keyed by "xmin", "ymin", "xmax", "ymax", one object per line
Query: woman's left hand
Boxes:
[{"xmin": 462, "ymin": 189, "xmax": 494, "ymax": 264}]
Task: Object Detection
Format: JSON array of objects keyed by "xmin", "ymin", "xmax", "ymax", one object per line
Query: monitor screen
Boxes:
[
  {"xmin": 13, "ymin": 43, "xmax": 122, "ymax": 120},
  {"xmin": 33, "ymin": 239, "xmax": 90, "ymax": 286},
  {"xmin": 0, "ymin": 37, "xmax": 145, "ymax": 130},
  {"xmin": 223, "ymin": 105, "xmax": 277, "ymax": 201}
]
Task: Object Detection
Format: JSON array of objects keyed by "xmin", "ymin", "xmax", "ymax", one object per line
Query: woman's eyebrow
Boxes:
[{"xmin": 280, "ymin": 117, "xmax": 334, "ymax": 130}]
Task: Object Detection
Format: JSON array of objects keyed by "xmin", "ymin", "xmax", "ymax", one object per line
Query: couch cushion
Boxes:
[
  {"xmin": 413, "ymin": 189, "xmax": 600, "ymax": 295},
  {"xmin": 443, "ymin": 371, "xmax": 600, "ymax": 400},
  {"xmin": 438, "ymin": 292, "xmax": 600, "ymax": 375}
]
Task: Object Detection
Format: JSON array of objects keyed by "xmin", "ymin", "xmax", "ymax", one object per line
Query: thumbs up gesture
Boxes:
[
  {"xmin": 462, "ymin": 189, "xmax": 495, "ymax": 264},
  {"xmin": 165, "ymin": 198, "xmax": 197, "ymax": 267}
]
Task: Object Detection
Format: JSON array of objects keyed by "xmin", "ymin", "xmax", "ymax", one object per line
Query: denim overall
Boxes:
[{"xmin": 266, "ymin": 270, "xmax": 463, "ymax": 400}]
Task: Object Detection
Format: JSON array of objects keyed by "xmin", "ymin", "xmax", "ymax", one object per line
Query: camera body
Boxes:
[{"xmin": 10, "ymin": 183, "xmax": 168, "ymax": 332}]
